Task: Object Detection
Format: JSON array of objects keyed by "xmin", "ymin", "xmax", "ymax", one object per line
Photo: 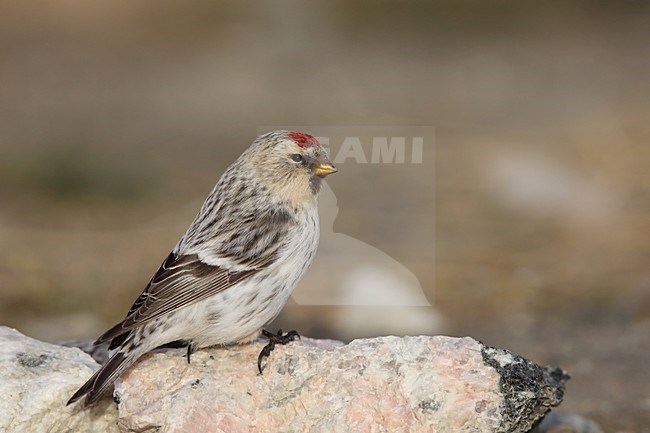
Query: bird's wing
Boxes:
[
  {"xmin": 95, "ymin": 252, "xmax": 260, "ymax": 345},
  {"xmin": 97, "ymin": 202, "xmax": 293, "ymax": 347}
]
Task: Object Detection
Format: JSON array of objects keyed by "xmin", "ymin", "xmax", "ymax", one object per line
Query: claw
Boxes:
[{"xmin": 257, "ymin": 329, "xmax": 301, "ymax": 374}]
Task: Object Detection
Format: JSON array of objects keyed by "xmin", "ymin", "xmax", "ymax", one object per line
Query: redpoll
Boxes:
[{"xmin": 67, "ymin": 130, "xmax": 336, "ymax": 406}]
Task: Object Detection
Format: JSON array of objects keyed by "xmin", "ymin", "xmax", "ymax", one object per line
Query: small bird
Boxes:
[{"xmin": 67, "ymin": 130, "xmax": 337, "ymax": 406}]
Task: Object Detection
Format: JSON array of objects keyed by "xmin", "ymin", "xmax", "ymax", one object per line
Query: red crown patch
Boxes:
[{"xmin": 289, "ymin": 131, "xmax": 318, "ymax": 148}]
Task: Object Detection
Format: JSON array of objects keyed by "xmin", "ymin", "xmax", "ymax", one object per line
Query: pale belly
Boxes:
[{"xmin": 152, "ymin": 206, "xmax": 320, "ymax": 350}]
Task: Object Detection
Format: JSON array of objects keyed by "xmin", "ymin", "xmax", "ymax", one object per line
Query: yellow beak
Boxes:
[{"xmin": 313, "ymin": 162, "xmax": 338, "ymax": 177}]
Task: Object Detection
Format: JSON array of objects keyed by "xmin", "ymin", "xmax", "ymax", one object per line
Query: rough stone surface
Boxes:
[
  {"xmin": 115, "ymin": 335, "xmax": 568, "ymax": 433},
  {"xmin": 0, "ymin": 327, "xmax": 569, "ymax": 433},
  {"xmin": 482, "ymin": 346, "xmax": 570, "ymax": 433},
  {"xmin": 0, "ymin": 327, "xmax": 118, "ymax": 433}
]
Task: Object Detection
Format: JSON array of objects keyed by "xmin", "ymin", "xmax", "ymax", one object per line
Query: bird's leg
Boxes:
[
  {"xmin": 155, "ymin": 340, "xmax": 194, "ymax": 363},
  {"xmin": 257, "ymin": 329, "xmax": 300, "ymax": 374}
]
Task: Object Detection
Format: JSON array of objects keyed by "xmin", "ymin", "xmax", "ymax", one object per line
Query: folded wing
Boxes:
[{"xmin": 96, "ymin": 252, "xmax": 257, "ymax": 348}]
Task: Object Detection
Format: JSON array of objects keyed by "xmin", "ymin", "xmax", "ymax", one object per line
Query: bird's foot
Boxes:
[
  {"xmin": 186, "ymin": 343, "xmax": 194, "ymax": 364},
  {"xmin": 257, "ymin": 329, "xmax": 300, "ymax": 374}
]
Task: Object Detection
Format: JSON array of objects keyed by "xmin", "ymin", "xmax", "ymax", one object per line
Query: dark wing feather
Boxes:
[
  {"xmin": 96, "ymin": 204, "xmax": 293, "ymax": 347},
  {"xmin": 95, "ymin": 252, "xmax": 257, "ymax": 345}
]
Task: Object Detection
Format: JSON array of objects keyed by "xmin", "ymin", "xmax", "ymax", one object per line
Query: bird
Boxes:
[{"xmin": 67, "ymin": 130, "xmax": 337, "ymax": 406}]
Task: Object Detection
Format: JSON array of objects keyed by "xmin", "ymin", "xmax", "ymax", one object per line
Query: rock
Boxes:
[
  {"xmin": 531, "ymin": 412, "xmax": 603, "ymax": 433},
  {"xmin": 59, "ymin": 338, "xmax": 111, "ymax": 365},
  {"xmin": 115, "ymin": 335, "xmax": 569, "ymax": 433},
  {"xmin": 0, "ymin": 326, "xmax": 569, "ymax": 433},
  {"xmin": 482, "ymin": 346, "xmax": 570, "ymax": 433},
  {"xmin": 0, "ymin": 327, "xmax": 118, "ymax": 433}
]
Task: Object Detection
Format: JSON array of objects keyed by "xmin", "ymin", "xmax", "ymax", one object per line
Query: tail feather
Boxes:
[{"xmin": 67, "ymin": 351, "xmax": 138, "ymax": 406}]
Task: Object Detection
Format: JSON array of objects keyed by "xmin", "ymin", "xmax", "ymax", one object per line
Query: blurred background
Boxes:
[{"xmin": 1, "ymin": 1, "xmax": 648, "ymax": 430}]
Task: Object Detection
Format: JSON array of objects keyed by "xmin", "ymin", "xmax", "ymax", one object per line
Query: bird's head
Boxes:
[{"xmin": 245, "ymin": 130, "xmax": 337, "ymax": 206}]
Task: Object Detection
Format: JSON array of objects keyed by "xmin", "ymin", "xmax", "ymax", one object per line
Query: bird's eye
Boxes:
[{"xmin": 290, "ymin": 154, "xmax": 303, "ymax": 163}]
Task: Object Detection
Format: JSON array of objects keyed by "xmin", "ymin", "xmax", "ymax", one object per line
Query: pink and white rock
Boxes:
[
  {"xmin": 115, "ymin": 335, "xmax": 568, "ymax": 433},
  {"xmin": 0, "ymin": 327, "xmax": 118, "ymax": 433},
  {"xmin": 0, "ymin": 326, "xmax": 568, "ymax": 433}
]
